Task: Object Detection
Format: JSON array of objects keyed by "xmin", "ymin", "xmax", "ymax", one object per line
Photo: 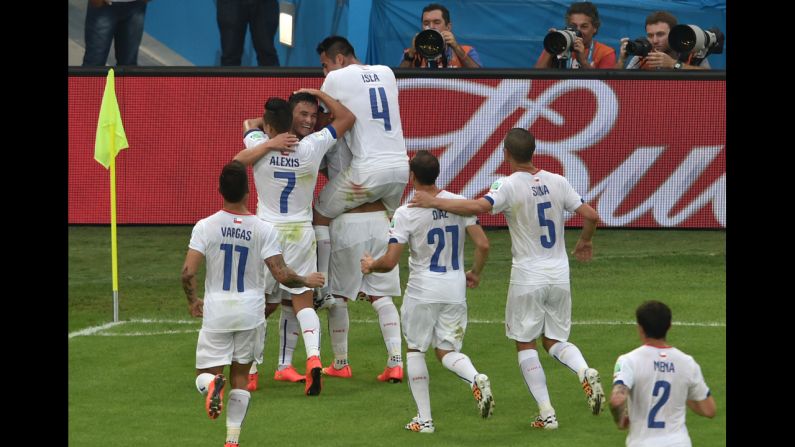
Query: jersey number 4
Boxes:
[
  {"xmin": 220, "ymin": 243, "xmax": 249, "ymax": 292},
  {"xmin": 427, "ymin": 225, "xmax": 460, "ymax": 272},
  {"xmin": 369, "ymin": 87, "xmax": 391, "ymax": 131}
]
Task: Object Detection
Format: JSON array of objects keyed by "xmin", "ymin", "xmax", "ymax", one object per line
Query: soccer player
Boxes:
[
  {"xmin": 410, "ymin": 128, "xmax": 605, "ymax": 429},
  {"xmin": 361, "ymin": 151, "xmax": 493, "ymax": 433},
  {"xmin": 313, "ymin": 35, "xmax": 409, "ymax": 382},
  {"xmin": 233, "ymin": 89, "xmax": 355, "ymax": 396},
  {"xmin": 242, "ymin": 93, "xmax": 326, "ymax": 390},
  {"xmin": 182, "ymin": 161, "xmax": 324, "ymax": 446},
  {"xmin": 610, "ymin": 300, "xmax": 716, "ymax": 446}
]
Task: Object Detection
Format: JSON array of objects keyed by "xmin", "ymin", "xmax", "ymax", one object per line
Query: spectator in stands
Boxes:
[
  {"xmin": 615, "ymin": 11, "xmax": 710, "ymax": 70},
  {"xmin": 399, "ymin": 3, "xmax": 481, "ymax": 68},
  {"xmin": 82, "ymin": 0, "xmax": 149, "ymax": 67},
  {"xmin": 216, "ymin": 0, "xmax": 280, "ymax": 66},
  {"xmin": 534, "ymin": 2, "xmax": 615, "ymax": 69}
]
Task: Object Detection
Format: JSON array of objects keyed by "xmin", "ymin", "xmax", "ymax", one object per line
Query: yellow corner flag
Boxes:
[{"xmin": 94, "ymin": 68, "xmax": 129, "ymax": 169}]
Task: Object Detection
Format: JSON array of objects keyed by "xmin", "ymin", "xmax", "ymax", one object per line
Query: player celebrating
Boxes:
[
  {"xmin": 182, "ymin": 161, "xmax": 324, "ymax": 446},
  {"xmin": 410, "ymin": 128, "xmax": 605, "ymax": 429},
  {"xmin": 361, "ymin": 151, "xmax": 493, "ymax": 433},
  {"xmin": 233, "ymin": 89, "xmax": 354, "ymax": 396},
  {"xmin": 312, "ymin": 36, "xmax": 409, "ymax": 382}
]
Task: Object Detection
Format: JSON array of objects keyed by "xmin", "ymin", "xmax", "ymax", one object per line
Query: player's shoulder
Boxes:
[{"xmin": 438, "ymin": 190, "xmax": 467, "ymax": 201}]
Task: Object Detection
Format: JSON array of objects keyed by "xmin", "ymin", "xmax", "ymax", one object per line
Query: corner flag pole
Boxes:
[{"xmin": 93, "ymin": 68, "xmax": 129, "ymax": 323}]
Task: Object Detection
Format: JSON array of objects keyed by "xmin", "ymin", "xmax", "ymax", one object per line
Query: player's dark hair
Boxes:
[
  {"xmin": 410, "ymin": 150, "xmax": 440, "ymax": 185},
  {"xmin": 288, "ymin": 92, "xmax": 319, "ymax": 112},
  {"xmin": 503, "ymin": 128, "xmax": 536, "ymax": 163},
  {"xmin": 316, "ymin": 35, "xmax": 356, "ymax": 58},
  {"xmin": 636, "ymin": 300, "xmax": 672, "ymax": 339},
  {"xmin": 263, "ymin": 97, "xmax": 292, "ymax": 134},
  {"xmin": 566, "ymin": 1, "xmax": 601, "ymax": 29},
  {"xmin": 423, "ymin": 3, "xmax": 451, "ymax": 24},
  {"xmin": 219, "ymin": 160, "xmax": 248, "ymax": 203}
]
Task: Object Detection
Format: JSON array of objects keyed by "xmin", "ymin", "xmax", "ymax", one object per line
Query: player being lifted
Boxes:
[
  {"xmin": 233, "ymin": 88, "xmax": 355, "ymax": 396},
  {"xmin": 312, "ymin": 36, "xmax": 410, "ymax": 383},
  {"xmin": 361, "ymin": 151, "xmax": 494, "ymax": 433}
]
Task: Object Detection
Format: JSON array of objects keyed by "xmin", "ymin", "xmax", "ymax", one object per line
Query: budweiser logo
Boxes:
[{"xmin": 397, "ymin": 79, "xmax": 725, "ymax": 228}]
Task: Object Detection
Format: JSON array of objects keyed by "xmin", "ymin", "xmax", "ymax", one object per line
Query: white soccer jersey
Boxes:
[
  {"xmin": 321, "ymin": 64, "xmax": 408, "ymax": 172},
  {"xmin": 243, "ymin": 126, "xmax": 337, "ymax": 223},
  {"xmin": 484, "ymin": 170, "xmax": 584, "ymax": 285},
  {"xmin": 613, "ymin": 345, "xmax": 711, "ymax": 447},
  {"xmin": 188, "ymin": 210, "xmax": 282, "ymax": 332},
  {"xmin": 389, "ymin": 190, "xmax": 477, "ymax": 303},
  {"xmin": 322, "ymin": 137, "xmax": 353, "ymax": 181}
]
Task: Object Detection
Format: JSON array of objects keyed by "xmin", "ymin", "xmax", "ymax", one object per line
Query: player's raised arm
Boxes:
[
  {"xmin": 295, "ymin": 88, "xmax": 355, "ymax": 138},
  {"xmin": 410, "ymin": 191, "xmax": 492, "ymax": 216},
  {"xmin": 233, "ymin": 132, "xmax": 299, "ymax": 166}
]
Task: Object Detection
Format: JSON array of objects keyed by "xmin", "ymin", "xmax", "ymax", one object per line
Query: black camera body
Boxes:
[
  {"xmin": 625, "ymin": 37, "xmax": 653, "ymax": 57},
  {"xmin": 414, "ymin": 28, "xmax": 447, "ymax": 68},
  {"xmin": 543, "ymin": 24, "xmax": 582, "ymax": 56}
]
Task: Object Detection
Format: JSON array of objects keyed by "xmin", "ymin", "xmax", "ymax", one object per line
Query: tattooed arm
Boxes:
[
  {"xmin": 181, "ymin": 249, "xmax": 205, "ymax": 318},
  {"xmin": 610, "ymin": 383, "xmax": 630, "ymax": 430},
  {"xmin": 265, "ymin": 254, "xmax": 325, "ymax": 289}
]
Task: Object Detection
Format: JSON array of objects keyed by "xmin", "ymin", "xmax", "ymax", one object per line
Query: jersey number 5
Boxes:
[
  {"xmin": 537, "ymin": 201, "xmax": 556, "ymax": 248},
  {"xmin": 369, "ymin": 87, "xmax": 392, "ymax": 131}
]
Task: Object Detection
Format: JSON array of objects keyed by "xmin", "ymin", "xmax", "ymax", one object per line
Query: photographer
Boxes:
[
  {"xmin": 399, "ymin": 3, "xmax": 481, "ymax": 68},
  {"xmin": 534, "ymin": 2, "xmax": 615, "ymax": 69},
  {"xmin": 616, "ymin": 11, "xmax": 710, "ymax": 70}
]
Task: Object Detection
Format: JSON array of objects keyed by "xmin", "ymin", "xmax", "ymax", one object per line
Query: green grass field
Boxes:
[{"xmin": 68, "ymin": 226, "xmax": 726, "ymax": 447}]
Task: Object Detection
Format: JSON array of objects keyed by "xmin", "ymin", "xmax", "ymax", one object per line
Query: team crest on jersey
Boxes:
[{"xmin": 233, "ymin": 218, "xmax": 242, "ymax": 224}]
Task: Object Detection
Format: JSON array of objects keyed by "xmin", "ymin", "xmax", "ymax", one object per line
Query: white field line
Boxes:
[{"xmin": 69, "ymin": 318, "xmax": 725, "ymax": 338}]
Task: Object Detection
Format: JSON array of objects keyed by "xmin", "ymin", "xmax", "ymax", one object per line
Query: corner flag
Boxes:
[{"xmin": 94, "ymin": 68, "xmax": 128, "ymax": 169}]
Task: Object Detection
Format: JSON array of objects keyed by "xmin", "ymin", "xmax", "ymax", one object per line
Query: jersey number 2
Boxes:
[
  {"xmin": 220, "ymin": 244, "xmax": 249, "ymax": 292},
  {"xmin": 647, "ymin": 380, "xmax": 671, "ymax": 428},
  {"xmin": 369, "ymin": 87, "xmax": 391, "ymax": 131}
]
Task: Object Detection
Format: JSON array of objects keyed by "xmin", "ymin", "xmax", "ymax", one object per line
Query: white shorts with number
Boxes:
[
  {"xmin": 505, "ymin": 283, "xmax": 571, "ymax": 343},
  {"xmin": 195, "ymin": 324, "xmax": 266, "ymax": 369},
  {"xmin": 329, "ymin": 211, "xmax": 401, "ymax": 300},
  {"xmin": 401, "ymin": 299, "xmax": 468, "ymax": 352},
  {"xmin": 263, "ymin": 222, "xmax": 317, "ymax": 298},
  {"xmin": 315, "ymin": 165, "xmax": 409, "ymax": 218}
]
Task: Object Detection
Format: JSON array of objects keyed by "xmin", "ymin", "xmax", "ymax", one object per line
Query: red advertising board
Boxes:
[{"xmin": 69, "ymin": 75, "xmax": 725, "ymax": 228}]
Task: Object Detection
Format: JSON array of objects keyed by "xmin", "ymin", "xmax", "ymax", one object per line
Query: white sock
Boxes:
[
  {"xmin": 328, "ymin": 300, "xmax": 349, "ymax": 368},
  {"xmin": 226, "ymin": 389, "xmax": 250, "ymax": 444},
  {"xmin": 314, "ymin": 225, "xmax": 331, "ymax": 295},
  {"xmin": 248, "ymin": 363, "xmax": 257, "ymax": 375},
  {"xmin": 296, "ymin": 307, "xmax": 321, "ymax": 358},
  {"xmin": 407, "ymin": 352, "xmax": 432, "ymax": 421},
  {"xmin": 372, "ymin": 297, "xmax": 402, "ymax": 367},
  {"xmin": 441, "ymin": 352, "xmax": 479, "ymax": 386},
  {"xmin": 548, "ymin": 341, "xmax": 589, "ymax": 381},
  {"xmin": 278, "ymin": 306, "xmax": 299, "ymax": 369},
  {"xmin": 518, "ymin": 349, "xmax": 554, "ymax": 417},
  {"xmin": 195, "ymin": 373, "xmax": 215, "ymax": 395}
]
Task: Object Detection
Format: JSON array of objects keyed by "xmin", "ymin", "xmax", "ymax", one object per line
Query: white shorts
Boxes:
[
  {"xmin": 315, "ymin": 165, "xmax": 409, "ymax": 218},
  {"xmin": 263, "ymin": 222, "xmax": 317, "ymax": 297},
  {"xmin": 195, "ymin": 324, "xmax": 266, "ymax": 369},
  {"xmin": 329, "ymin": 211, "xmax": 401, "ymax": 300},
  {"xmin": 505, "ymin": 283, "xmax": 571, "ymax": 343},
  {"xmin": 401, "ymin": 299, "xmax": 467, "ymax": 352}
]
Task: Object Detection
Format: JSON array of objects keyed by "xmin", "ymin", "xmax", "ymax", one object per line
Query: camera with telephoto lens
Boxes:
[
  {"xmin": 414, "ymin": 28, "xmax": 446, "ymax": 63},
  {"xmin": 543, "ymin": 24, "xmax": 582, "ymax": 55},
  {"xmin": 668, "ymin": 24, "xmax": 724, "ymax": 59},
  {"xmin": 625, "ymin": 37, "xmax": 653, "ymax": 57}
]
